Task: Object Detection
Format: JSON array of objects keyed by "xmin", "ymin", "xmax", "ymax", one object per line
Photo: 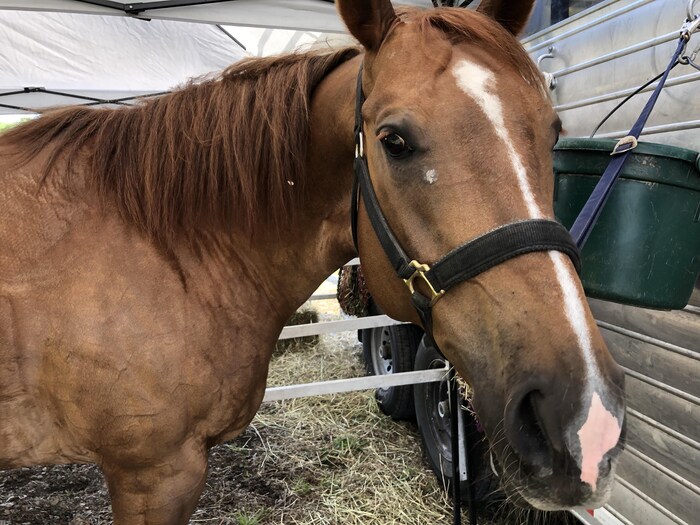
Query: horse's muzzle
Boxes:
[{"xmin": 499, "ymin": 365, "xmax": 626, "ymax": 509}]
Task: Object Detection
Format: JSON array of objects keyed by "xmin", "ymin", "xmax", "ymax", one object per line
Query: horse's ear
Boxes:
[
  {"xmin": 477, "ymin": 0, "xmax": 536, "ymax": 36},
  {"xmin": 337, "ymin": 0, "xmax": 397, "ymax": 52}
]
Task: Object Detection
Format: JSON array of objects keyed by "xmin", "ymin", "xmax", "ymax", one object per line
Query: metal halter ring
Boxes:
[
  {"xmin": 680, "ymin": 52, "xmax": 700, "ymax": 71},
  {"xmin": 355, "ymin": 131, "xmax": 364, "ymax": 159}
]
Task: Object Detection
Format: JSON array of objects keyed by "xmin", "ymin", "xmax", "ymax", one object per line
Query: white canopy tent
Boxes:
[
  {"xmin": 0, "ymin": 0, "xmax": 435, "ymax": 115},
  {"xmin": 0, "ymin": 1, "xmax": 433, "ymax": 32},
  {"xmin": 0, "ymin": 10, "xmax": 250, "ymax": 114}
]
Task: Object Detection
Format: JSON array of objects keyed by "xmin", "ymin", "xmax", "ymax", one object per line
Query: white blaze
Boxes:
[
  {"xmin": 452, "ymin": 60, "xmax": 541, "ymax": 218},
  {"xmin": 452, "ymin": 59, "xmax": 620, "ymax": 488},
  {"xmin": 549, "ymin": 251, "xmax": 594, "ymax": 372},
  {"xmin": 425, "ymin": 169, "xmax": 438, "ymax": 184}
]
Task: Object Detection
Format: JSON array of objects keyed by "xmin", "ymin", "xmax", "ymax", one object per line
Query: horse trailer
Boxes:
[{"xmin": 527, "ymin": 2, "xmax": 699, "ymax": 523}]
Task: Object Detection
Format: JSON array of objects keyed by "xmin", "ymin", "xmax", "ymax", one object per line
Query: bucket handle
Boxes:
[
  {"xmin": 696, "ymin": 152, "xmax": 700, "ymax": 173},
  {"xmin": 689, "ymin": 0, "xmax": 699, "ymax": 21}
]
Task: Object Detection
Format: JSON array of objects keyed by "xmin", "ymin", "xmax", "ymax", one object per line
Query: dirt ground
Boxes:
[{"xmin": 0, "ymin": 302, "xmax": 578, "ymax": 525}]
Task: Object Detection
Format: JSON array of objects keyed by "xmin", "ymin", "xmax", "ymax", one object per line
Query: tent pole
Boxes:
[{"xmin": 74, "ymin": 0, "xmax": 240, "ymax": 15}]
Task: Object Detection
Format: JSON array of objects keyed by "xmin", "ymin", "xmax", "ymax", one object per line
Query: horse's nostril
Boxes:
[{"xmin": 505, "ymin": 390, "xmax": 554, "ymax": 473}]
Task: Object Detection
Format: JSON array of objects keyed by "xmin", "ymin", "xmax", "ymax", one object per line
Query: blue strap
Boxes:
[{"xmin": 569, "ymin": 38, "xmax": 687, "ymax": 248}]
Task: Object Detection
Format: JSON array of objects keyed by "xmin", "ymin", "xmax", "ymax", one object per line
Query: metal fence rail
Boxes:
[{"xmin": 263, "ymin": 366, "xmax": 448, "ymax": 403}]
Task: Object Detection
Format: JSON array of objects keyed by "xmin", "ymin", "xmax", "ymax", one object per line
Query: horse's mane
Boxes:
[
  {"xmin": 1, "ymin": 7, "xmax": 543, "ymax": 247},
  {"xmin": 1, "ymin": 47, "xmax": 360, "ymax": 244}
]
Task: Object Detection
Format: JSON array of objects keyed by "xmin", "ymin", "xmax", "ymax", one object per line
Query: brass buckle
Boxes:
[{"xmin": 403, "ymin": 260, "xmax": 446, "ymax": 307}]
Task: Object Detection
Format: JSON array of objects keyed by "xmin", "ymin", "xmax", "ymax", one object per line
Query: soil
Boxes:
[
  {"xmin": 0, "ymin": 401, "xmax": 579, "ymax": 525},
  {"xmin": 0, "ymin": 426, "xmax": 272, "ymax": 525}
]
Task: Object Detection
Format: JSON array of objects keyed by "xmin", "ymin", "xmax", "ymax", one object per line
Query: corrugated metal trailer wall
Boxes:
[
  {"xmin": 526, "ymin": 0, "xmax": 700, "ymax": 149},
  {"xmin": 524, "ymin": 1, "xmax": 699, "ymax": 523}
]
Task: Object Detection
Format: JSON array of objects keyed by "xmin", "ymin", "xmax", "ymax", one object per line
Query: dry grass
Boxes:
[
  {"xmin": 216, "ymin": 300, "xmax": 578, "ymax": 525},
  {"xmin": 217, "ymin": 301, "xmax": 459, "ymax": 524}
]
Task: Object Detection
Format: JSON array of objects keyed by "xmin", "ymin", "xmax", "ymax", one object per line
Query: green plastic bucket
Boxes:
[{"xmin": 553, "ymin": 138, "xmax": 700, "ymax": 310}]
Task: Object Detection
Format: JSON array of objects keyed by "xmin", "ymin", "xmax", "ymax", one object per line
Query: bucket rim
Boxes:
[
  {"xmin": 554, "ymin": 137, "xmax": 699, "ymax": 167},
  {"xmin": 554, "ymin": 137, "xmax": 700, "ymax": 191}
]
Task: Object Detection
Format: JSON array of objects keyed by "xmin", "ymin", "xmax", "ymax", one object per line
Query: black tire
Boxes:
[
  {"xmin": 413, "ymin": 337, "xmax": 501, "ymax": 504},
  {"xmin": 361, "ymin": 323, "xmax": 423, "ymax": 421}
]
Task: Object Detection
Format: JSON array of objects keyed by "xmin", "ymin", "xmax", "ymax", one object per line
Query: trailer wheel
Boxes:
[
  {"xmin": 361, "ymin": 323, "xmax": 422, "ymax": 421},
  {"xmin": 413, "ymin": 337, "xmax": 500, "ymax": 503}
]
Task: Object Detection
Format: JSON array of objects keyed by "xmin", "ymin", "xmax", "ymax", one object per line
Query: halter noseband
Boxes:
[{"xmin": 350, "ymin": 64, "xmax": 581, "ymax": 332}]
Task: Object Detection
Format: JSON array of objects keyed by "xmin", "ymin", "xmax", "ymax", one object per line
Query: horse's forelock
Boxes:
[{"xmin": 400, "ymin": 7, "xmax": 546, "ymax": 94}]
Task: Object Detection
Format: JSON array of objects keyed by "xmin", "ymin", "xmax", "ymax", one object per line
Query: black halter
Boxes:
[{"xmin": 350, "ymin": 64, "xmax": 581, "ymax": 332}]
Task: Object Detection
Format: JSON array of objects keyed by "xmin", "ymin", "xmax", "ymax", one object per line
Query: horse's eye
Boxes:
[{"xmin": 381, "ymin": 133, "xmax": 412, "ymax": 158}]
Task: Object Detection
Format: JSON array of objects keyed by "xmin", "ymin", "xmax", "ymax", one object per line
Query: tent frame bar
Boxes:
[
  {"xmin": 0, "ymin": 88, "xmax": 169, "ymax": 113},
  {"xmin": 74, "ymin": 0, "xmax": 235, "ymax": 15},
  {"xmin": 74, "ymin": 0, "xmax": 336, "ymax": 16}
]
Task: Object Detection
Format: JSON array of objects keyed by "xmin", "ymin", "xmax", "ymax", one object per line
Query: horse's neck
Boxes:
[
  {"xmin": 263, "ymin": 56, "xmax": 360, "ymax": 313},
  {"xmin": 177, "ymin": 58, "xmax": 360, "ymax": 324}
]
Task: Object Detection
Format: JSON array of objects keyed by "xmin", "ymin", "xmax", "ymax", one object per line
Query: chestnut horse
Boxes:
[{"xmin": 0, "ymin": 1, "xmax": 625, "ymax": 522}]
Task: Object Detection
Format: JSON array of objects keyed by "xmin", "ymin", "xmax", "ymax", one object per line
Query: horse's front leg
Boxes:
[{"xmin": 102, "ymin": 438, "xmax": 208, "ymax": 525}]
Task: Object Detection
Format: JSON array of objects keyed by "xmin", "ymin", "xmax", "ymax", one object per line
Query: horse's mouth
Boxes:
[{"xmin": 489, "ymin": 443, "xmax": 622, "ymax": 511}]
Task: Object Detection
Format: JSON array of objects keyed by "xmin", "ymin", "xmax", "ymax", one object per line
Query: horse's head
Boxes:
[{"xmin": 338, "ymin": 0, "xmax": 625, "ymax": 510}]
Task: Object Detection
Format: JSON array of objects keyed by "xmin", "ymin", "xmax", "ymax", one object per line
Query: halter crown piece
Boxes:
[{"xmin": 350, "ymin": 64, "xmax": 581, "ymax": 332}]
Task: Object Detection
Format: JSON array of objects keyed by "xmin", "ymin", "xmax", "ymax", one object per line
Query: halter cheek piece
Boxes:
[{"xmin": 350, "ymin": 64, "xmax": 581, "ymax": 333}]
